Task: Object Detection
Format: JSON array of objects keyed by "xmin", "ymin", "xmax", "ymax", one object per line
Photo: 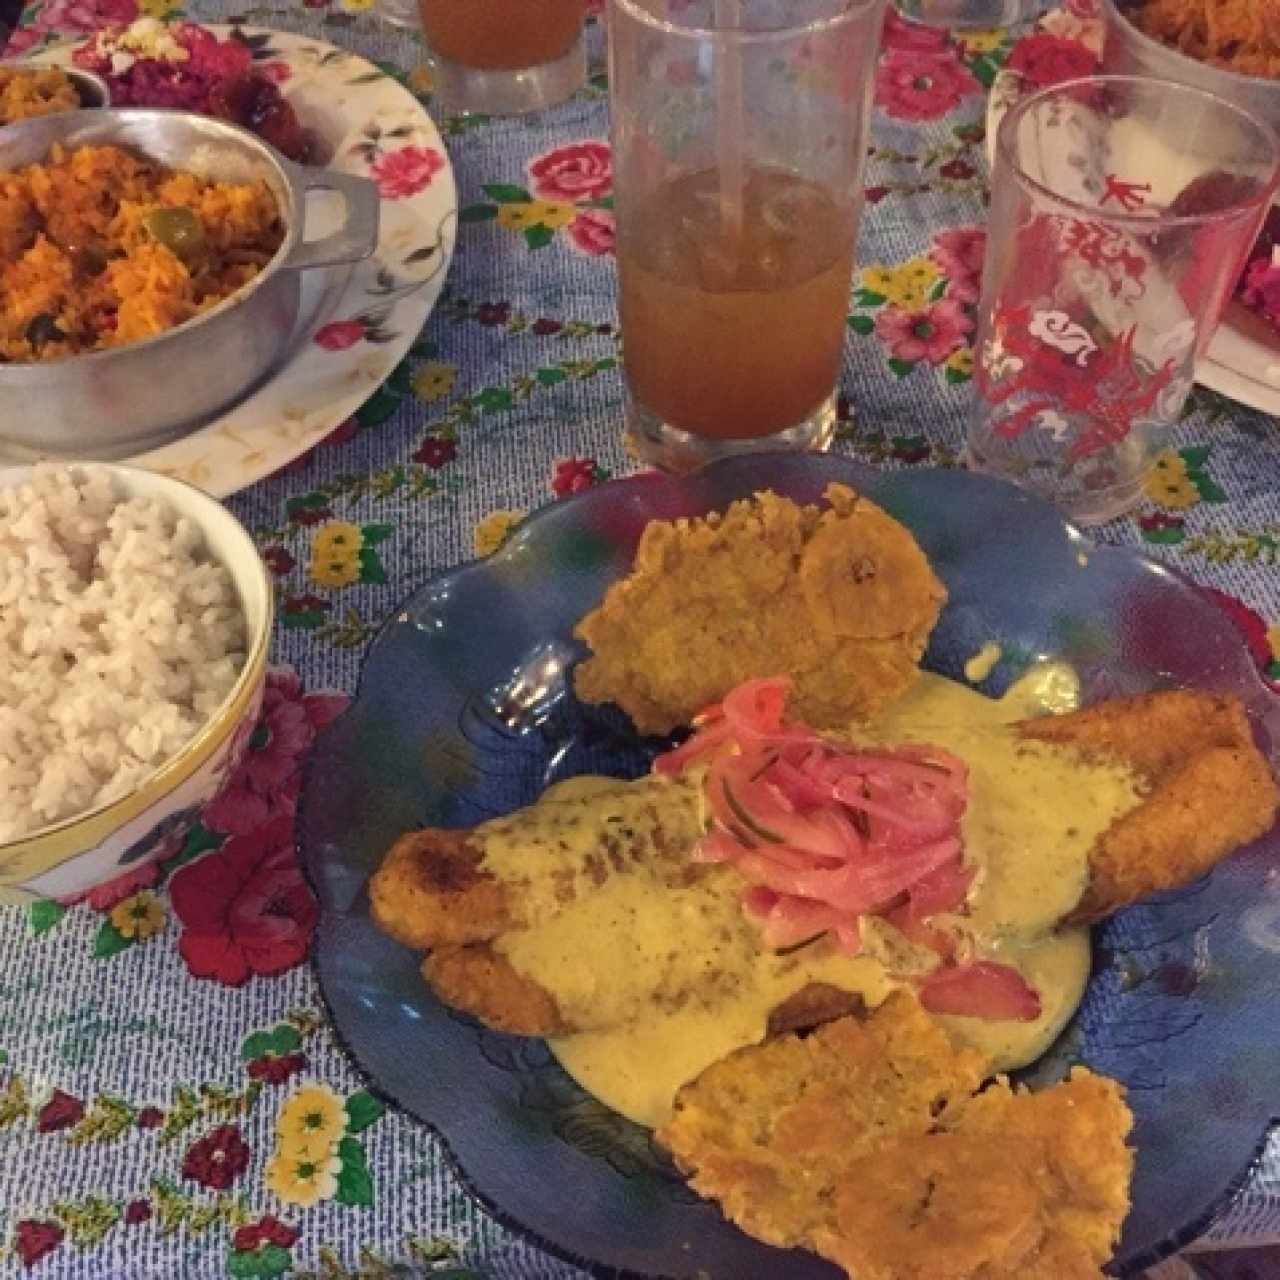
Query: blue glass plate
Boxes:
[{"xmin": 299, "ymin": 455, "xmax": 1280, "ymax": 1279}]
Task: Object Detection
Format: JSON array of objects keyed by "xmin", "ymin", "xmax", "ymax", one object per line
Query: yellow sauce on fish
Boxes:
[{"xmin": 476, "ymin": 665, "xmax": 1142, "ymax": 1129}]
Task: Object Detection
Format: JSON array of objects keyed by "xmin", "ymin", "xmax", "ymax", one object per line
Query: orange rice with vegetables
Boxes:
[
  {"xmin": 1130, "ymin": 0, "xmax": 1280, "ymax": 78},
  {"xmin": 0, "ymin": 66, "xmax": 81, "ymax": 124},
  {"xmin": 0, "ymin": 143, "xmax": 283, "ymax": 363}
]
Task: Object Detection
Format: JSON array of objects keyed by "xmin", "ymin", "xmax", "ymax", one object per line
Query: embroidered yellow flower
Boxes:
[
  {"xmin": 135, "ymin": 0, "xmax": 177, "ymax": 17},
  {"xmin": 473, "ymin": 509, "xmax": 524, "ymax": 558},
  {"xmin": 860, "ymin": 257, "xmax": 942, "ymax": 309},
  {"xmin": 527, "ymin": 200, "xmax": 577, "ymax": 230},
  {"xmin": 957, "ymin": 28, "xmax": 1005, "ymax": 54},
  {"xmin": 277, "ymin": 1085, "xmax": 348, "ymax": 1152},
  {"xmin": 945, "ymin": 347, "xmax": 975, "ymax": 376},
  {"xmin": 265, "ymin": 1147, "xmax": 343, "ymax": 1207},
  {"xmin": 308, "ymin": 555, "xmax": 361, "ymax": 590},
  {"xmin": 1143, "ymin": 451, "xmax": 1199, "ymax": 510},
  {"xmin": 408, "ymin": 64, "xmax": 435, "ymax": 95},
  {"xmin": 110, "ymin": 891, "xmax": 165, "ymax": 941},
  {"xmin": 1267, "ymin": 624, "xmax": 1280, "ymax": 665},
  {"xmin": 412, "ymin": 361, "xmax": 457, "ymax": 403},
  {"xmin": 312, "ymin": 522, "xmax": 364, "ymax": 562},
  {"xmin": 339, "ymin": 0, "xmax": 375, "ymax": 12},
  {"xmin": 496, "ymin": 203, "xmax": 543, "ymax": 230}
]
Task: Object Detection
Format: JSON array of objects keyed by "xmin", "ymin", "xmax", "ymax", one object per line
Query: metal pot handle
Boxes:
[{"xmin": 282, "ymin": 163, "xmax": 381, "ymax": 272}]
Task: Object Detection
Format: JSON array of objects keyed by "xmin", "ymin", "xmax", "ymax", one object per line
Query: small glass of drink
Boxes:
[
  {"xmin": 609, "ymin": 0, "xmax": 888, "ymax": 472},
  {"xmin": 419, "ymin": 0, "xmax": 587, "ymax": 116},
  {"xmin": 969, "ymin": 75, "xmax": 1280, "ymax": 525}
]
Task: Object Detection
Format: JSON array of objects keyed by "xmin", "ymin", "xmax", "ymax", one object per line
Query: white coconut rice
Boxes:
[{"xmin": 0, "ymin": 466, "xmax": 246, "ymax": 842}]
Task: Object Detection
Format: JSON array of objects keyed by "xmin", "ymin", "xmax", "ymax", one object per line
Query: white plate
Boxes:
[
  {"xmin": 18, "ymin": 26, "xmax": 458, "ymax": 495},
  {"xmin": 988, "ymin": 67, "xmax": 1280, "ymax": 419}
]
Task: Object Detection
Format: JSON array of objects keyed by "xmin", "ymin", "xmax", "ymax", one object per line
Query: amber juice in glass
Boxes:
[
  {"xmin": 419, "ymin": 0, "xmax": 587, "ymax": 114},
  {"xmin": 609, "ymin": 0, "xmax": 887, "ymax": 470}
]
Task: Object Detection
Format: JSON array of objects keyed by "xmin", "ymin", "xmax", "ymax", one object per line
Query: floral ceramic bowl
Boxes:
[{"xmin": 0, "ymin": 464, "xmax": 272, "ymax": 904}]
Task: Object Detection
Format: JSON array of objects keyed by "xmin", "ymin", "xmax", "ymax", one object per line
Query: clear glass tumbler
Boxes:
[
  {"xmin": 969, "ymin": 75, "xmax": 1280, "ymax": 525},
  {"xmin": 610, "ymin": 0, "xmax": 887, "ymax": 473},
  {"xmin": 418, "ymin": 0, "xmax": 587, "ymax": 115},
  {"xmin": 891, "ymin": 0, "xmax": 1027, "ymax": 28}
]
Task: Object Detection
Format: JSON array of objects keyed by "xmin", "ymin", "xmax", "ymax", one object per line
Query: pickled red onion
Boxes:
[
  {"xmin": 918, "ymin": 962, "xmax": 1042, "ymax": 1022},
  {"xmin": 654, "ymin": 676, "xmax": 974, "ymax": 959}
]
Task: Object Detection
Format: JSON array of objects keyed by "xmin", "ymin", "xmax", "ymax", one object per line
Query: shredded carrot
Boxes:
[{"xmin": 1130, "ymin": 0, "xmax": 1280, "ymax": 77}]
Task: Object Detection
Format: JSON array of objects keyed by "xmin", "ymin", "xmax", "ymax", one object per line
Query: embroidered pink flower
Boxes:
[
  {"xmin": 876, "ymin": 299, "xmax": 974, "ymax": 365},
  {"xmin": 204, "ymin": 668, "xmax": 347, "ymax": 837},
  {"xmin": 59, "ymin": 860, "xmax": 160, "ymax": 911},
  {"xmin": 170, "ymin": 815, "xmax": 318, "ymax": 985},
  {"xmin": 567, "ymin": 209, "xmax": 616, "ymax": 257},
  {"xmin": 182, "ymin": 1123, "xmax": 252, "ymax": 1190},
  {"xmin": 314, "ymin": 320, "xmax": 365, "ymax": 351},
  {"xmin": 881, "ymin": 7, "xmax": 950, "ymax": 52},
  {"xmin": 930, "ymin": 225, "xmax": 987, "ymax": 303},
  {"xmin": 413, "ymin": 436, "xmax": 458, "ymax": 469},
  {"xmin": 369, "ymin": 145, "xmax": 446, "ymax": 199},
  {"xmin": 1006, "ymin": 32, "xmax": 1097, "ymax": 88},
  {"xmin": 528, "ymin": 141, "xmax": 613, "ymax": 203},
  {"xmin": 36, "ymin": 1090, "xmax": 85, "ymax": 1134},
  {"xmin": 551, "ymin": 457, "xmax": 601, "ymax": 497},
  {"xmin": 875, "ymin": 50, "xmax": 980, "ymax": 122}
]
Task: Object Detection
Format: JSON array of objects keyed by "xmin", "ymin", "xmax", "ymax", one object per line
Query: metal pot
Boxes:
[
  {"xmin": 0, "ymin": 109, "xmax": 379, "ymax": 458},
  {"xmin": 1100, "ymin": 0, "xmax": 1280, "ymax": 137}
]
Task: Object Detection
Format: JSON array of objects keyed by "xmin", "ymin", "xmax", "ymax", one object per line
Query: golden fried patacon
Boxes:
[
  {"xmin": 574, "ymin": 485, "xmax": 947, "ymax": 735},
  {"xmin": 1019, "ymin": 690, "xmax": 1279, "ymax": 921},
  {"xmin": 659, "ymin": 994, "xmax": 1133, "ymax": 1280}
]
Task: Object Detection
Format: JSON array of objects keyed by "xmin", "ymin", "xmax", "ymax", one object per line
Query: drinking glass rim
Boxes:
[
  {"xmin": 609, "ymin": 0, "xmax": 881, "ymax": 42},
  {"xmin": 995, "ymin": 73, "xmax": 1280, "ymax": 230}
]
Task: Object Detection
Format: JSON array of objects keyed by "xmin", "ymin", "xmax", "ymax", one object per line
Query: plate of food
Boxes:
[
  {"xmin": 299, "ymin": 453, "xmax": 1280, "ymax": 1279},
  {"xmin": 3, "ymin": 20, "xmax": 456, "ymax": 494},
  {"xmin": 989, "ymin": 0, "xmax": 1280, "ymax": 419}
]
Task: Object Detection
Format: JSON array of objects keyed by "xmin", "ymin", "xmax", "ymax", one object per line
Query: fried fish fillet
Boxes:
[
  {"xmin": 574, "ymin": 485, "xmax": 947, "ymax": 735},
  {"xmin": 657, "ymin": 992, "xmax": 1134, "ymax": 1280},
  {"xmin": 368, "ymin": 690, "xmax": 1278, "ymax": 1037}
]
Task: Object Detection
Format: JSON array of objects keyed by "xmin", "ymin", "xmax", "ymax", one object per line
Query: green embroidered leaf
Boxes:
[
  {"xmin": 1190, "ymin": 472, "xmax": 1227, "ymax": 503},
  {"xmin": 52, "ymin": 1195, "xmax": 120, "ymax": 1246},
  {"xmin": 457, "ymin": 204, "xmax": 498, "ymax": 223},
  {"xmin": 287, "ymin": 492, "xmax": 330, "ymax": 513},
  {"xmin": 1179, "ymin": 445, "xmax": 1211, "ymax": 469},
  {"xmin": 944, "ymin": 364, "xmax": 972, "ymax": 385},
  {"xmin": 474, "ymin": 387, "xmax": 513, "ymax": 413},
  {"xmin": 1141, "ymin": 526, "xmax": 1186, "ymax": 546},
  {"xmin": 593, "ymin": 356, "xmax": 618, "ymax": 372},
  {"xmin": 360, "ymin": 523, "xmax": 394, "ymax": 546},
  {"xmin": 847, "ymin": 315, "xmax": 875, "ymax": 335},
  {"xmin": 92, "ymin": 919, "xmax": 135, "ymax": 959},
  {"xmin": 68, "ymin": 1094, "xmax": 135, "ymax": 1145},
  {"xmin": 29, "ymin": 900, "xmax": 67, "ymax": 936},
  {"xmin": 344, "ymin": 1090, "xmax": 385, "ymax": 1134},
  {"xmin": 535, "ymin": 367, "xmax": 567, "ymax": 386},
  {"xmin": 0, "ymin": 1075, "xmax": 29, "ymax": 1128},
  {"xmin": 159, "ymin": 1087, "xmax": 200, "ymax": 1146},
  {"xmin": 968, "ymin": 55, "xmax": 998, "ymax": 88},
  {"xmin": 928, "ymin": 277, "xmax": 948, "ymax": 302},
  {"xmin": 887, "ymin": 358, "xmax": 917, "ymax": 378},
  {"xmin": 853, "ymin": 288, "xmax": 886, "ymax": 307},
  {"xmin": 241, "ymin": 1024, "xmax": 302, "ymax": 1063},
  {"xmin": 281, "ymin": 610, "xmax": 325, "ymax": 631},
  {"xmin": 523, "ymin": 224, "xmax": 555, "ymax": 250},
  {"xmin": 357, "ymin": 548, "xmax": 387, "ymax": 585},
  {"xmin": 334, "ymin": 1136, "xmax": 375, "ymax": 1207},
  {"xmin": 228, "ymin": 1245, "xmax": 294, "ymax": 1278},
  {"xmin": 482, "ymin": 183, "xmax": 533, "ymax": 204}
]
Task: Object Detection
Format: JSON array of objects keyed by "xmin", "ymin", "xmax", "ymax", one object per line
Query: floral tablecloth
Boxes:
[{"xmin": 4, "ymin": 1, "xmax": 1280, "ymax": 1277}]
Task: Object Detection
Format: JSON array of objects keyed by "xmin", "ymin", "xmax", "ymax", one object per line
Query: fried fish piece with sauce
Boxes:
[
  {"xmin": 659, "ymin": 994, "xmax": 1133, "ymax": 1280},
  {"xmin": 573, "ymin": 485, "xmax": 947, "ymax": 735},
  {"xmin": 1017, "ymin": 690, "xmax": 1279, "ymax": 921}
]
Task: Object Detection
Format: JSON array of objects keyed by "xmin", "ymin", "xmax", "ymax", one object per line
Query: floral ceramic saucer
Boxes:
[
  {"xmin": 17, "ymin": 26, "xmax": 457, "ymax": 497},
  {"xmin": 988, "ymin": 7, "xmax": 1280, "ymax": 419},
  {"xmin": 301, "ymin": 453, "xmax": 1280, "ymax": 1280}
]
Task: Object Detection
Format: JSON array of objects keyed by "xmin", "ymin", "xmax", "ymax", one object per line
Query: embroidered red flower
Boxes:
[
  {"xmin": 181, "ymin": 1123, "xmax": 252, "ymax": 1190},
  {"xmin": 551, "ymin": 457, "xmax": 602, "ymax": 497},
  {"xmin": 413, "ymin": 435, "xmax": 458, "ymax": 469},
  {"xmin": 532, "ymin": 317, "xmax": 563, "ymax": 335},
  {"xmin": 528, "ymin": 140, "xmax": 613, "ymax": 203},
  {"xmin": 864, "ymin": 185, "xmax": 889, "ymax": 205},
  {"xmin": 204, "ymin": 668, "xmax": 347, "ymax": 838},
  {"xmin": 369, "ymin": 145, "xmax": 446, "ymax": 199},
  {"xmin": 36, "ymin": 1090, "xmax": 85, "ymax": 1133},
  {"xmin": 313, "ymin": 320, "xmax": 365, "ymax": 351},
  {"xmin": 476, "ymin": 302, "xmax": 511, "ymax": 326},
  {"xmin": 567, "ymin": 209, "xmax": 615, "ymax": 257},
  {"xmin": 124, "ymin": 1199, "xmax": 152, "ymax": 1225},
  {"xmin": 233, "ymin": 1215, "xmax": 299, "ymax": 1251},
  {"xmin": 1006, "ymin": 32, "xmax": 1097, "ymax": 88},
  {"xmin": 136, "ymin": 1107, "xmax": 164, "ymax": 1130},
  {"xmin": 14, "ymin": 1220, "xmax": 63, "ymax": 1268},
  {"xmin": 875, "ymin": 49, "xmax": 981, "ymax": 122},
  {"xmin": 263, "ymin": 546, "xmax": 295, "ymax": 576},
  {"xmin": 170, "ymin": 814, "xmax": 318, "ymax": 985},
  {"xmin": 247, "ymin": 1050, "xmax": 307, "ymax": 1084}
]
